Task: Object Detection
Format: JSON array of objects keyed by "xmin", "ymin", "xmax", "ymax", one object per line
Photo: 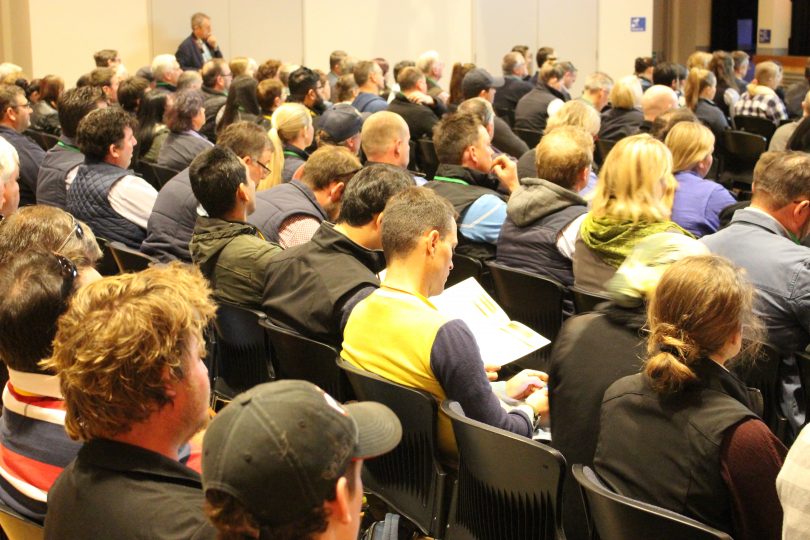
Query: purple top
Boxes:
[{"xmin": 672, "ymin": 170, "xmax": 736, "ymax": 237}]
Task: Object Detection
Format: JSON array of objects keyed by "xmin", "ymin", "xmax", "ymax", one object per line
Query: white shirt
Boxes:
[{"xmin": 66, "ymin": 173, "xmax": 158, "ymax": 229}]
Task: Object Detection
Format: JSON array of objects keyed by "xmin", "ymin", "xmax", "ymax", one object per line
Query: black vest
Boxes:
[
  {"xmin": 497, "ymin": 205, "xmax": 586, "ymax": 287},
  {"xmin": 67, "ymin": 161, "xmax": 146, "ymax": 248},
  {"xmin": 426, "ymin": 165, "xmax": 507, "ymax": 261},
  {"xmin": 594, "ymin": 360, "xmax": 758, "ymax": 534},
  {"xmin": 35, "ymin": 138, "xmax": 84, "ymax": 209},
  {"xmin": 140, "ymin": 169, "xmax": 196, "ymax": 262},
  {"xmin": 249, "ymin": 180, "xmax": 327, "ymax": 243}
]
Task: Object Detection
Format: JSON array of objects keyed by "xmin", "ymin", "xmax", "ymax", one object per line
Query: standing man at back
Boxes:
[{"xmin": 176, "ymin": 12, "xmax": 223, "ymax": 72}]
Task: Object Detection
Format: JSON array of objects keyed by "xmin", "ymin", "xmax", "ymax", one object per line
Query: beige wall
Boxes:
[
  {"xmin": 664, "ymin": 0, "xmax": 711, "ymax": 64},
  {"xmin": 597, "ymin": 0, "xmax": 654, "ymax": 81},
  {"xmin": 757, "ymin": 0, "xmax": 791, "ymax": 55}
]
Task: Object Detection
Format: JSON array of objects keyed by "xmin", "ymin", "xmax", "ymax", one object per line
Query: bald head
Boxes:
[
  {"xmin": 642, "ymin": 85, "xmax": 679, "ymax": 122},
  {"xmin": 361, "ymin": 111, "xmax": 411, "ymax": 168}
]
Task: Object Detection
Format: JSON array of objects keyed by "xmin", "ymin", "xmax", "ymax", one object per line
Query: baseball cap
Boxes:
[
  {"xmin": 606, "ymin": 232, "xmax": 709, "ymax": 308},
  {"xmin": 462, "ymin": 68, "xmax": 504, "ymax": 99},
  {"xmin": 201, "ymin": 380, "xmax": 402, "ymax": 527},
  {"xmin": 317, "ymin": 103, "xmax": 364, "ymax": 143}
]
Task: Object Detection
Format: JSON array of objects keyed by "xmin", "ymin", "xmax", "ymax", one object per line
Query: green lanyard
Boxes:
[
  {"xmin": 432, "ymin": 176, "xmax": 469, "ymax": 186},
  {"xmin": 283, "ymin": 150, "xmax": 302, "ymax": 158},
  {"xmin": 56, "ymin": 141, "xmax": 81, "ymax": 153}
]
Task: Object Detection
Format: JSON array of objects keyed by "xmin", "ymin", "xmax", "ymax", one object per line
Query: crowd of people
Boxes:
[{"xmin": 0, "ymin": 9, "xmax": 808, "ymax": 540}]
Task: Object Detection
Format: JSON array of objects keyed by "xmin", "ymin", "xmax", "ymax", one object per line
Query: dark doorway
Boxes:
[
  {"xmin": 711, "ymin": 0, "xmax": 757, "ymax": 53},
  {"xmin": 790, "ymin": 0, "xmax": 810, "ymax": 54}
]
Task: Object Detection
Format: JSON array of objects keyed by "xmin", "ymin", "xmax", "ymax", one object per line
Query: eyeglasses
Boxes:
[
  {"xmin": 56, "ymin": 214, "xmax": 85, "ymax": 253},
  {"xmin": 256, "ymin": 160, "xmax": 272, "ymax": 175},
  {"xmin": 12, "ymin": 101, "xmax": 31, "ymax": 110},
  {"xmin": 54, "ymin": 253, "xmax": 78, "ymax": 302}
]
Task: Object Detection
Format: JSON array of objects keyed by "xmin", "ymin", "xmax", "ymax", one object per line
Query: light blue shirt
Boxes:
[{"xmin": 459, "ymin": 194, "xmax": 507, "ymax": 244}]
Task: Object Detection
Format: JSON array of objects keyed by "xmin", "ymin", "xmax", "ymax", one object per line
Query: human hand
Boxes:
[
  {"xmin": 407, "ymin": 92, "xmax": 434, "ymax": 106},
  {"xmin": 491, "ymin": 155, "xmax": 519, "ymax": 193},
  {"xmin": 206, "ymin": 35, "xmax": 218, "ymax": 50},
  {"xmin": 484, "ymin": 363, "xmax": 501, "ymax": 382},
  {"xmin": 525, "ymin": 386, "xmax": 549, "ymax": 416},
  {"xmin": 505, "ymin": 369, "xmax": 548, "ymax": 400}
]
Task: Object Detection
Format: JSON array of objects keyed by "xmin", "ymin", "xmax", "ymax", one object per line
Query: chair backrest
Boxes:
[
  {"xmin": 416, "ymin": 138, "xmax": 439, "ymax": 180},
  {"xmin": 0, "ymin": 503, "xmax": 44, "ymax": 540},
  {"xmin": 446, "ymin": 253, "xmax": 483, "ymax": 289},
  {"xmin": 514, "ymin": 128, "xmax": 543, "ymax": 148},
  {"xmin": 211, "ymin": 302, "xmax": 274, "ymax": 404},
  {"xmin": 135, "ymin": 161, "xmax": 180, "ymax": 190},
  {"xmin": 441, "ymin": 400, "xmax": 566, "ymax": 540},
  {"xmin": 722, "ymin": 130, "xmax": 767, "ymax": 171},
  {"xmin": 730, "ymin": 343, "xmax": 789, "ymax": 441},
  {"xmin": 260, "ymin": 319, "xmax": 353, "ymax": 402},
  {"xmin": 795, "ymin": 351, "xmax": 810, "ymax": 428},
  {"xmin": 106, "ymin": 241, "xmax": 157, "ymax": 273},
  {"xmin": 596, "ymin": 139, "xmax": 617, "ymax": 164},
  {"xmin": 732, "ymin": 115, "xmax": 776, "ymax": 141},
  {"xmin": 486, "ymin": 261, "xmax": 564, "ymax": 369},
  {"xmin": 571, "ymin": 465, "xmax": 732, "ymax": 540},
  {"xmin": 24, "ymin": 129, "xmax": 58, "ymax": 151},
  {"xmin": 338, "ymin": 359, "xmax": 449, "ymax": 537},
  {"xmin": 94, "ymin": 237, "xmax": 120, "ymax": 276},
  {"xmin": 494, "ymin": 107, "xmax": 515, "ymax": 128},
  {"xmin": 570, "ymin": 286, "xmax": 611, "ymax": 314}
]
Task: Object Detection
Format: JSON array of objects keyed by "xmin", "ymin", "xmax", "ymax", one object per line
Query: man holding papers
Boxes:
[{"xmin": 341, "ymin": 187, "xmax": 548, "ymax": 458}]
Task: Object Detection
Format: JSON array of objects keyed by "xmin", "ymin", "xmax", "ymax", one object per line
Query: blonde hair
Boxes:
[
  {"xmin": 41, "ymin": 264, "xmax": 216, "ymax": 441},
  {"xmin": 749, "ymin": 61, "xmax": 781, "ymax": 92},
  {"xmin": 644, "ymin": 255, "xmax": 761, "ymax": 393},
  {"xmin": 665, "ymin": 122, "xmax": 714, "ymax": 173},
  {"xmin": 267, "ymin": 103, "xmax": 312, "ymax": 186},
  {"xmin": 686, "ymin": 51, "xmax": 713, "ymax": 70},
  {"xmin": 609, "ymin": 75, "xmax": 643, "ymax": 109},
  {"xmin": 684, "ymin": 68, "xmax": 716, "ymax": 110},
  {"xmin": 591, "ymin": 134, "xmax": 676, "ymax": 222},
  {"xmin": 546, "ymin": 100, "xmax": 600, "ymax": 137}
]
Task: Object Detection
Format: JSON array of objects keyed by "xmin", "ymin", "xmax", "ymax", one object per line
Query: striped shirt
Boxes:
[{"xmin": 778, "ymin": 424, "xmax": 810, "ymax": 540}]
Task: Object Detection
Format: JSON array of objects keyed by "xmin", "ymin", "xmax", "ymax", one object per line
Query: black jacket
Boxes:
[{"xmin": 386, "ymin": 93, "xmax": 442, "ymax": 142}]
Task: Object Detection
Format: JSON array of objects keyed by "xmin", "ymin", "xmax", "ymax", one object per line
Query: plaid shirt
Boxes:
[{"xmin": 733, "ymin": 90, "xmax": 788, "ymax": 125}]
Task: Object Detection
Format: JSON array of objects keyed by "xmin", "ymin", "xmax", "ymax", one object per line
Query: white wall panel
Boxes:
[{"xmin": 597, "ymin": 0, "xmax": 653, "ymax": 82}]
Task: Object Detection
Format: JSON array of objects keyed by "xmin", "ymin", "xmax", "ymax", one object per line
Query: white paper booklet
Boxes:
[{"xmin": 430, "ymin": 277, "xmax": 550, "ymax": 366}]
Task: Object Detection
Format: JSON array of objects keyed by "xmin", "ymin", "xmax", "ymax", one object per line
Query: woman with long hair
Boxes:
[
  {"xmin": 709, "ymin": 50, "xmax": 740, "ymax": 118},
  {"xmin": 266, "ymin": 102, "xmax": 313, "ymax": 188},
  {"xmin": 216, "ymin": 75, "xmax": 264, "ymax": 135},
  {"xmin": 665, "ymin": 122, "xmax": 735, "ymax": 237},
  {"xmin": 595, "ymin": 255, "xmax": 785, "ymax": 540},
  {"xmin": 684, "ymin": 67, "xmax": 728, "ymax": 144},
  {"xmin": 447, "ymin": 62, "xmax": 476, "ymax": 110},
  {"xmin": 30, "ymin": 74, "xmax": 63, "ymax": 135},
  {"xmin": 136, "ymin": 91, "xmax": 170, "ymax": 163},
  {"xmin": 573, "ymin": 133, "xmax": 689, "ymax": 293}
]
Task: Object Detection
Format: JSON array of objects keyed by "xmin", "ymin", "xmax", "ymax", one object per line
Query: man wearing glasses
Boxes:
[{"xmin": 0, "ymin": 84, "xmax": 44, "ymax": 207}]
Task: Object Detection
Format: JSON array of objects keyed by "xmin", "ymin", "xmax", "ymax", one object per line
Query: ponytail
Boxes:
[
  {"xmin": 264, "ymin": 127, "xmax": 284, "ymax": 189},
  {"xmin": 644, "ymin": 331, "xmax": 699, "ymax": 393}
]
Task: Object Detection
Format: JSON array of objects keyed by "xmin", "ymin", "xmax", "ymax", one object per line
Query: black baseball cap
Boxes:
[
  {"xmin": 317, "ymin": 103, "xmax": 364, "ymax": 143},
  {"xmin": 462, "ymin": 68, "xmax": 504, "ymax": 99}
]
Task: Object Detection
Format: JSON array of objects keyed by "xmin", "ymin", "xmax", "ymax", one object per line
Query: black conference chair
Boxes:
[
  {"xmin": 338, "ymin": 360, "xmax": 450, "ymax": 538},
  {"xmin": 730, "ymin": 343, "xmax": 789, "ymax": 442},
  {"xmin": 720, "ymin": 130, "xmax": 766, "ymax": 194},
  {"xmin": 94, "ymin": 237, "xmax": 120, "ymax": 276},
  {"xmin": 595, "ymin": 139, "xmax": 617, "ymax": 165},
  {"xmin": 210, "ymin": 302, "xmax": 274, "ymax": 408},
  {"xmin": 135, "ymin": 161, "xmax": 180, "ymax": 191},
  {"xmin": 106, "ymin": 241, "xmax": 157, "ymax": 273},
  {"xmin": 570, "ymin": 286, "xmax": 611, "ymax": 314},
  {"xmin": 24, "ymin": 129, "xmax": 58, "ymax": 151},
  {"xmin": 514, "ymin": 128, "xmax": 543, "ymax": 148},
  {"xmin": 445, "ymin": 253, "xmax": 483, "ymax": 289},
  {"xmin": 415, "ymin": 138, "xmax": 439, "ymax": 180},
  {"xmin": 494, "ymin": 106, "xmax": 515, "ymax": 128},
  {"xmin": 795, "ymin": 350, "xmax": 810, "ymax": 428},
  {"xmin": 486, "ymin": 261, "xmax": 564, "ymax": 370},
  {"xmin": 0, "ymin": 502, "xmax": 43, "ymax": 540},
  {"xmin": 260, "ymin": 320, "xmax": 353, "ymax": 402},
  {"xmin": 732, "ymin": 115, "xmax": 776, "ymax": 142},
  {"xmin": 441, "ymin": 400, "xmax": 566, "ymax": 540},
  {"xmin": 572, "ymin": 465, "xmax": 732, "ymax": 540}
]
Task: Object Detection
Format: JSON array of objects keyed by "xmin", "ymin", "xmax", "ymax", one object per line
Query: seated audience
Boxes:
[
  {"xmin": 88, "ymin": 67, "xmax": 119, "ymax": 104},
  {"xmin": 559, "ymin": 61, "xmax": 578, "ymax": 100},
  {"xmin": 287, "ymin": 66, "xmax": 327, "ymax": 116},
  {"xmin": 189, "ymin": 146, "xmax": 281, "ymax": 308},
  {"xmin": 0, "ymin": 138, "xmax": 19, "ymax": 217},
  {"xmin": 177, "ymin": 71, "xmax": 202, "ymax": 92},
  {"xmin": 29, "ymin": 75, "xmax": 62, "ymax": 135},
  {"xmin": 639, "ymin": 85, "xmax": 679, "ymax": 132},
  {"xmin": 494, "ymin": 52, "xmax": 533, "ymax": 117},
  {"xmin": 573, "ymin": 134, "xmax": 688, "ymax": 293},
  {"xmin": 36, "ymin": 86, "xmax": 106, "ymax": 208},
  {"xmin": 135, "ymin": 91, "xmax": 170, "ymax": 164},
  {"xmin": 710, "ymin": 50, "xmax": 740, "ymax": 119},
  {"xmin": 202, "ymin": 380, "xmax": 401, "ymax": 539},
  {"xmin": 530, "ymin": 46, "xmax": 556, "ymax": 84},
  {"xmin": 360, "ymin": 111, "xmax": 423, "ymax": 184},
  {"xmin": 732, "ymin": 51, "xmax": 750, "ymax": 92},
  {"xmin": 702, "ymin": 151, "xmax": 810, "ymax": 433},
  {"xmin": 256, "ymin": 78, "xmax": 284, "ymax": 120},
  {"xmin": 158, "ymin": 89, "xmax": 213, "ymax": 171},
  {"xmin": 772, "ymin": 90, "xmax": 810, "ymax": 151},
  {"xmin": 315, "ymin": 103, "xmax": 364, "ymax": 155},
  {"xmin": 447, "ymin": 62, "xmax": 476, "ymax": 109},
  {"xmin": 416, "ymin": 50, "xmax": 448, "ymax": 102},
  {"xmin": 733, "ymin": 60, "xmax": 788, "ymax": 125},
  {"xmin": 634, "ymin": 56, "xmax": 654, "ymax": 91},
  {"xmin": 649, "ymin": 107, "xmax": 698, "ymax": 141},
  {"xmin": 67, "ymin": 106, "xmax": 157, "ymax": 249},
  {"xmin": 142, "ymin": 121, "xmax": 274, "ymax": 262},
  {"xmin": 497, "ymin": 127, "xmax": 592, "ymax": 291},
  {"xmin": 652, "ymin": 61, "xmax": 682, "ymax": 93},
  {"xmin": 230, "ymin": 56, "xmax": 257, "ymax": 79},
  {"xmin": 578, "ymin": 71, "xmax": 613, "ymax": 112},
  {"xmin": 515, "ymin": 62, "xmax": 569, "ymax": 133},
  {"xmin": 0, "ymin": 84, "xmax": 45, "ymax": 206},
  {"xmin": 261, "ymin": 164, "xmax": 412, "ymax": 347},
  {"xmin": 352, "ymin": 60, "xmax": 388, "ymax": 113},
  {"xmin": 777, "ymin": 423, "xmax": 810, "ymax": 540},
  {"xmin": 150, "ymin": 54, "xmax": 182, "ymax": 95},
  {"xmin": 176, "ymin": 12, "xmax": 223, "ymax": 71},
  {"xmin": 387, "ymin": 67, "xmax": 446, "ymax": 144},
  {"xmin": 199, "ymin": 59, "xmax": 232, "ymax": 142},
  {"xmin": 598, "ymin": 75, "xmax": 643, "ymax": 141},
  {"xmin": 341, "ymin": 187, "xmax": 549, "ymax": 457},
  {"xmin": 549, "ymin": 233, "xmax": 707, "ymax": 540},
  {"xmin": 428, "ymin": 112, "xmax": 518, "ymax": 259},
  {"xmin": 685, "ymin": 67, "xmax": 729, "ymax": 144},
  {"xmin": 462, "ymin": 68, "xmax": 527, "ymax": 158},
  {"xmin": 268, "ymin": 102, "xmax": 314, "ymax": 186},
  {"xmin": 326, "ymin": 50, "xmax": 347, "ymax": 94},
  {"xmin": 42, "ymin": 264, "xmax": 217, "ymax": 539},
  {"xmin": 784, "ymin": 58, "xmax": 810, "ymax": 118},
  {"xmin": 93, "ymin": 49, "xmax": 120, "ymax": 70},
  {"xmin": 116, "ymin": 75, "xmax": 149, "ymax": 116},
  {"xmin": 665, "ymin": 122, "xmax": 735, "ymax": 237},
  {"xmin": 594, "ymin": 255, "xmax": 786, "ymax": 540},
  {"xmin": 216, "ymin": 75, "xmax": 264, "ymax": 136},
  {"xmin": 250, "ymin": 145, "xmax": 361, "ymax": 247}
]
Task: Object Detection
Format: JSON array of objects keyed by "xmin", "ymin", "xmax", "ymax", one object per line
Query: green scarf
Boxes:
[{"xmin": 580, "ymin": 214, "xmax": 693, "ymax": 268}]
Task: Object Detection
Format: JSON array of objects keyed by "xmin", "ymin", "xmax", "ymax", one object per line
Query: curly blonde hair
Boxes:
[{"xmin": 41, "ymin": 263, "xmax": 216, "ymax": 441}]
